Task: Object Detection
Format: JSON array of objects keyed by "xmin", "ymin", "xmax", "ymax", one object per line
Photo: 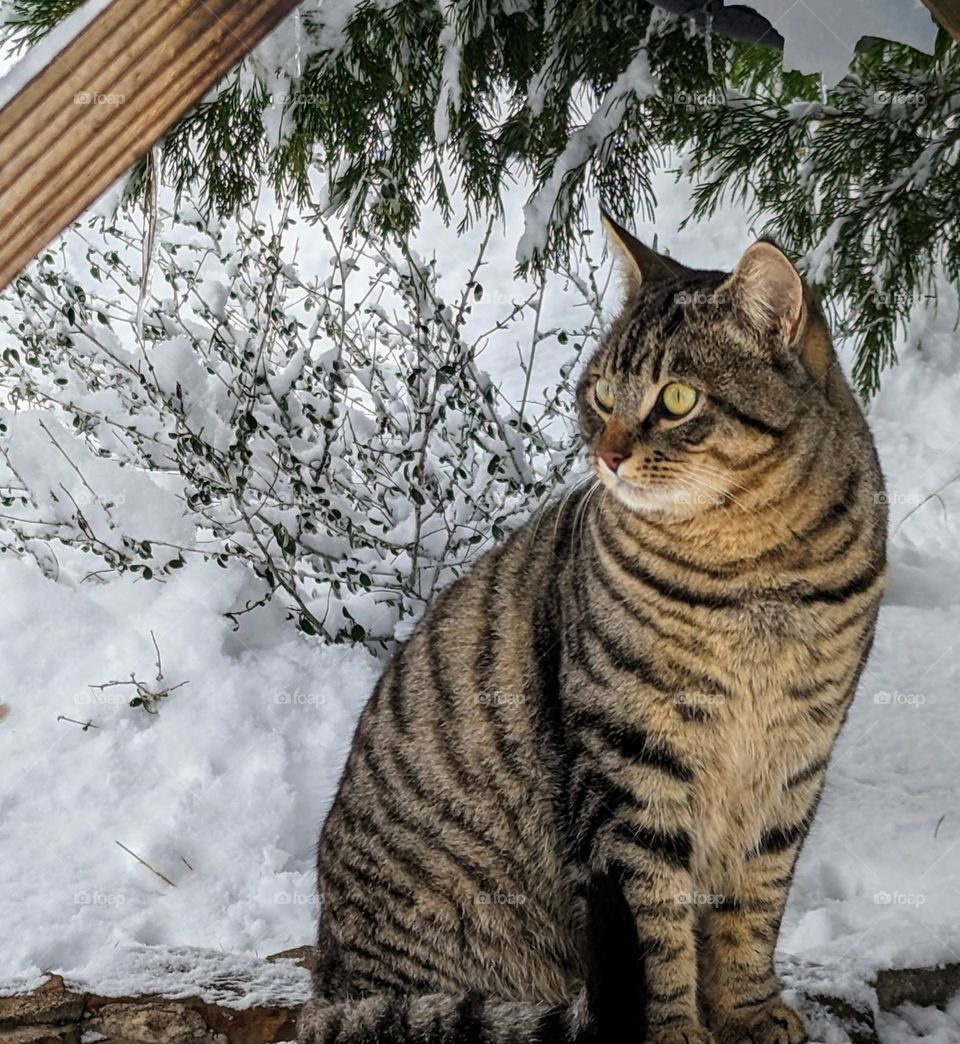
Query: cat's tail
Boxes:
[
  {"xmin": 296, "ymin": 988, "xmax": 597, "ymax": 1043},
  {"xmin": 298, "ymin": 873, "xmax": 645, "ymax": 1042}
]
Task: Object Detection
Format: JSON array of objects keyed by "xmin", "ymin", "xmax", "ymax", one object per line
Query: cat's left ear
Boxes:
[
  {"xmin": 723, "ymin": 241, "xmax": 804, "ymax": 349},
  {"xmin": 599, "ymin": 206, "xmax": 694, "ymax": 293}
]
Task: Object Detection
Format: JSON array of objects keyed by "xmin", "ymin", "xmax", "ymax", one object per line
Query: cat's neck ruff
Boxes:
[{"xmin": 590, "ymin": 476, "xmax": 814, "ymax": 578}]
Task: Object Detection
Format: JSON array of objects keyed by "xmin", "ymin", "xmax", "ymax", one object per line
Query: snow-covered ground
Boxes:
[{"xmin": 1, "ymin": 161, "xmax": 959, "ymax": 1044}]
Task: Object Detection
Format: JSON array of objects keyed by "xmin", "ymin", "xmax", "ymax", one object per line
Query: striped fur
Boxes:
[{"xmin": 299, "ymin": 223, "xmax": 887, "ymax": 1044}]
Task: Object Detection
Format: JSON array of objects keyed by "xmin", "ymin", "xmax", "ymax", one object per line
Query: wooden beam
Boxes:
[
  {"xmin": 0, "ymin": 0, "xmax": 302, "ymax": 291},
  {"xmin": 921, "ymin": 0, "xmax": 960, "ymax": 42}
]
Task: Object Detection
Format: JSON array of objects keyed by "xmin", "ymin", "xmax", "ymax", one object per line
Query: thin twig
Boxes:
[
  {"xmin": 56, "ymin": 715, "xmax": 99, "ymax": 731},
  {"xmin": 893, "ymin": 474, "xmax": 957, "ymax": 535},
  {"xmin": 151, "ymin": 631, "xmax": 164, "ymax": 682},
  {"xmin": 115, "ymin": 841, "xmax": 176, "ymax": 887}
]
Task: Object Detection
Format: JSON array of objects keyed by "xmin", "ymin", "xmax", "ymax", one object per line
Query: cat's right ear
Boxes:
[
  {"xmin": 600, "ymin": 206, "xmax": 692, "ymax": 294},
  {"xmin": 723, "ymin": 240, "xmax": 805, "ymax": 350}
]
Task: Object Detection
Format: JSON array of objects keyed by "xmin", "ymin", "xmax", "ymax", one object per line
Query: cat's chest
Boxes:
[
  {"xmin": 732, "ymin": 593, "xmax": 821, "ymax": 653},
  {"xmin": 668, "ymin": 603, "xmax": 828, "ymax": 886},
  {"xmin": 698, "ymin": 594, "xmax": 826, "ymax": 695},
  {"xmin": 687, "ymin": 690, "xmax": 798, "ymax": 889}
]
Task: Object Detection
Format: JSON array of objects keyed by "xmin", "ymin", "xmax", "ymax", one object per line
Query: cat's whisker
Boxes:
[
  {"xmin": 574, "ymin": 480, "xmax": 603, "ymax": 548},
  {"xmin": 667, "ymin": 470, "xmax": 769, "ymax": 522},
  {"xmin": 556, "ymin": 474, "xmax": 595, "ymax": 541},
  {"xmin": 673, "ymin": 459, "xmax": 778, "ymax": 506},
  {"xmin": 530, "ymin": 472, "xmax": 592, "ymax": 544},
  {"xmin": 671, "ymin": 471, "xmax": 770, "ymax": 525},
  {"xmin": 677, "ymin": 461, "xmax": 805, "ymax": 542}
]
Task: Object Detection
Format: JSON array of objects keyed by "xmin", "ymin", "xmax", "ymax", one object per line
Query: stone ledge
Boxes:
[
  {"xmin": 0, "ymin": 949, "xmax": 313, "ymax": 1044},
  {"xmin": 0, "ymin": 978, "xmax": 85, "ymax": 1030},
  {"xmin": 1, "ymin": 950, "xmax": 957, "ymax": 1044},
  {"xmin": 874, "ymin": 962, "xmax": 960, "ymax": 1011},
  {"xmin": 0, "ymin": 1027, "xmax": 79, "ymax": 1044}
]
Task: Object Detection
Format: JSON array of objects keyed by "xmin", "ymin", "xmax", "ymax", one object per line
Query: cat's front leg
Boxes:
[
  {"xmin": 699, "ymin": 828, "xmax": 810, "ymax": 1044},
  {"xmin": 591, "ymin": 819, "xmax": 714, "ymax": 1044}
]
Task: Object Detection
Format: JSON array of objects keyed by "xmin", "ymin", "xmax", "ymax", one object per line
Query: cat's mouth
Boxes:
[
  {"xmin": 594, "ymin": 462, "xmax": 700, "ymax": 515},
  {"xmin": 591, "ymin": 453, "xmax": 731, "ymax": 516}
]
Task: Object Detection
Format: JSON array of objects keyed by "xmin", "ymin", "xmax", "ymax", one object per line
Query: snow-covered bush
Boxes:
[{"xmin": 0, "ymin": 202, "xmax": 601, "ymax": 648}]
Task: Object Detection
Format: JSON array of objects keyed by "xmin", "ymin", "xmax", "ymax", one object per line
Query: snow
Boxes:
[
  {"xmin": 433, "ymin": 16, "xmax": 462, "ymax": 146},
  {"xmin": 59, "ymin": 946, "xmax": 311, "ymax": 1008},
  {"xmin": 783, "ymin": 597, "xmax": 960, "ymax": 972},
  {"xmin": 516, "ymin": 50, "xmax": 657, "ymax": 265},
  {"xmin": 880, "ymin": 995, "xmax": 960, "ymax": 1044},
  {"xmin": 746, "ymin": 0, "xmax": 938, "ymax": 86},
  {"xmin": 803, "ymin": 218, "xmax": 846, "ymax": 285},
  {"xmin": 0, "ymin": 554, "xmax": 377, "ymax": 994},
  {"xmin": 3, "ymin": 411, "xmax": 194, "ymax": 559}
]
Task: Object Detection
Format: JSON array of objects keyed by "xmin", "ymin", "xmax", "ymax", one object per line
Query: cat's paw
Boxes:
[
  {"xmin": 647, "ymin": 1022, "xmax": 716, "ymax": 1044},
  {"xmin": 714, "ymin": 998, "xmax": 807, "ymax": 1044}
]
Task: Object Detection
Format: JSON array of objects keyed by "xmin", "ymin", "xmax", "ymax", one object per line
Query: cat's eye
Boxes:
[
  {"xmin": 594, "ymin": 378, "xmax": 615, "ymax": 411},
  {"xmin": 660, "ymin": 382, "xmax": 698, "ymax": 416}
]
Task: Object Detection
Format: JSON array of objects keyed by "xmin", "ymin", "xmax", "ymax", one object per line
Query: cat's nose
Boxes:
[{"xmin": 599, "ymin": 449, "xmax": 629, "ymax": 473}]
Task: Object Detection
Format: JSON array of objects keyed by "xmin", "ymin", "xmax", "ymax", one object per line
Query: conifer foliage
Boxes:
[{"xmin": 2, "ymin": 1, "xmax": 958, "ymax": 391}]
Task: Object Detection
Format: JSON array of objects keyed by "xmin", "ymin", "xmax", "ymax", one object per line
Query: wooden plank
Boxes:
[
  {"xmin": 0, "ymin": 0, "xmax": 302, "ymax": 290},
  {"xmin": 922, "ymin": 0, "xmax": 960, "ymax": 42}
]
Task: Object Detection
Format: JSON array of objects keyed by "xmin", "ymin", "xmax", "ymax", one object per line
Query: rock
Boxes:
[
  {"xmin": 0, "ymin": 1027, "xmax": 79, "ymax": 1044},
  {"xmin": 2, "ymin": 949, "xmax": 955, "ymax": 1044},
  {"xmin": 187, "ymin": 1004, "xmax": 297, "ymax": 1044},
  {"xmin": 85, "ymin": 1003, "xmax": 224, "ymax": 1044},
  {"xmin": 0, "ymin": 979, "xmax": 85, "ymax": 1029},
  {"xmin": 873, "ymin": 962, "xmax": 960, "ymax": 1011},
  {"xmin": 807, "ymin": 993, "xmax": 879, "ymax": 1044},
  {"xmin": 264, "ymin": 949, "xmax": 314, "ymax": 974},
  {"xmin": 83, "ymin": 998, "xmax": 298, "ymax": 1044}
]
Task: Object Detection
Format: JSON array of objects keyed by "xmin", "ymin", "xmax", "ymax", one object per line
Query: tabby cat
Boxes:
[{"xmin": 298, "ymin": 212, "xmax": 887, "ymax": 1044}]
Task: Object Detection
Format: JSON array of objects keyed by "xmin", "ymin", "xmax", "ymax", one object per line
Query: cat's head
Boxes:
[{"xmin": 577, "ymin": 210, "xmax": 831, "ymax": 518}]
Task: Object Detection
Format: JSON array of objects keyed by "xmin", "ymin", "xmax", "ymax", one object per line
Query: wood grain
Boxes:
[
  {"xmin": 922, "ymin": 0, "xmax": 960, "ymax": 42},
  {"xmin": 0, "ymin": 0, "xmax": 302, "ymax": 290}
]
